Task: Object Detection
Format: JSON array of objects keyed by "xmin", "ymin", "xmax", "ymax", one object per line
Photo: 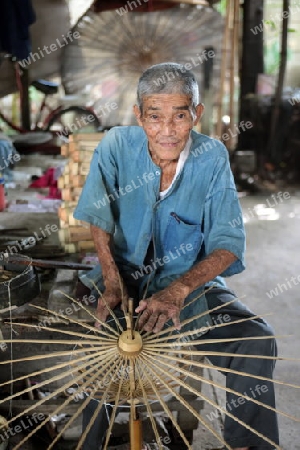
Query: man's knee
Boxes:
[
  {"xmin": 244, "ymin": 319, "xmax": 278, "ymax": 365},
  {"xmin": 265, "ymin": 328, "xmax": 278, "ymax": 364},
  {"xmin": 258, "ymin": 320, "xmax": 277, "ymax": 354}
]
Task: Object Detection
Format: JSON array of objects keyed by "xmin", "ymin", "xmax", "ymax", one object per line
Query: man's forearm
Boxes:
[
  {"xmin": 90, "ymin": 225, "xmax": 128, "ymax": 323},
  {"xmin": 173, "ymin": 249, "xmax": 237, "ymax": 296},
  {"xmin": 90, "ymin": 225, "xmax": 120, "ymax": 286}
]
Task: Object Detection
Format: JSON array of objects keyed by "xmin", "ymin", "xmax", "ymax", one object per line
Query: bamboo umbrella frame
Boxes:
[{"xmin": 0, "ymin": 282, "xmax": 300, "ymax": 449}]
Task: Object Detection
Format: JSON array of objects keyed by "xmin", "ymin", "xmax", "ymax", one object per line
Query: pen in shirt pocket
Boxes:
[{"xmin": 170, "ymin": 212, "xmax": 181, "ymax": 223}]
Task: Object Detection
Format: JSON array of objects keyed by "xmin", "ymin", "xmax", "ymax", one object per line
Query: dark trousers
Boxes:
[
  {"xmin": 81, "ymin": 401, "xmax": 113, "ymax": 450},
  {"xmin": 81, "ymin": 287, "xmax": 279, "ymax": 449},
  {"xmin": 194, "ymin": 288, "xmax": 279, "ymax": 449}
]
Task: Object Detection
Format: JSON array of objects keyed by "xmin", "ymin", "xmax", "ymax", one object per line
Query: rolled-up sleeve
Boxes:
[
  {"xmin": 203, "ymin": 154, "xmax": 246, "ymax": 277},
  {"xmin": 73, "ymin": 132, "xmax": 118, "ymax": 234}
]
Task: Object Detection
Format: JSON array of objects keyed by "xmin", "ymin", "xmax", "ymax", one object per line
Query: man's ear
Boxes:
[
  {"xmin": 193, "ymin": 103, "xmax": 205, "ymax": 126},
  {"xmin": 133, "ymin": 104, "xmax": 143, "ymax": 126}
]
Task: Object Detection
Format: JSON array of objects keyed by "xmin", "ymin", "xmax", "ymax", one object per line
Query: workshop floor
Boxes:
[
  {"xmin": 194, "ymin": 192, "xmax": 300, "ymax": 450},
  {"xmin": 1, "ymin": 153, "xmax": 300, "ymax": 449}
]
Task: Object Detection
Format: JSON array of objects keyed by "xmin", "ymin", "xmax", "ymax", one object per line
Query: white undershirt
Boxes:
[{"xmin": 159, "ymin": 136, "xmax": 192, "ymax": 199}]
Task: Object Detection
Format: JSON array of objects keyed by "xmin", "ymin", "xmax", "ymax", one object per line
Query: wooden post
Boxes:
[
  {"xmin": 227, "ymin": 0, "xmax": 240, "ymax": 151},
  {"xmin": 238, "ymin": 0, "xmax": 264, "ymax": 149},
  {"xmin": 19, "ymin": 66, "xmax": 31, "ymax": 130},
  {"xmin": 130, "ymin": 413, "xmax": 143, "ymax": 450},
  {"xmin": 267, "ymin": 0, "xmax": 289, "ymax": 159},
  {"xmin": 216, "ymin": 0, "xmax": 231, "ymax": 138},
  {"xmin": 201, "ymin": 46, "xmax": 215, "ymax": 137}
]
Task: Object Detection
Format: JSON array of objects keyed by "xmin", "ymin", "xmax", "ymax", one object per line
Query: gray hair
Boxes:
[{"xmin": 137, "ymin": 62, "xmax": 200, "ymax": 113}]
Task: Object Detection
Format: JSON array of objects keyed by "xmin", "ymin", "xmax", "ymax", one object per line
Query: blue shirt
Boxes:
[{"xmin": 74, "ymin": 126, "xmax": 246, "ymax": 338}]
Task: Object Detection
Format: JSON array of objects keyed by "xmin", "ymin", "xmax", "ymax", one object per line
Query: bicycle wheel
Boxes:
[{"xmin": 45, "ymin": 106, "xmax": 101, "ymax": 140}]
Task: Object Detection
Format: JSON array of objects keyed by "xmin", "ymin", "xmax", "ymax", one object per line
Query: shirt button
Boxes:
[{"xmin": 155, "ymin": 171, "xmax": 160, "ymax": 175}]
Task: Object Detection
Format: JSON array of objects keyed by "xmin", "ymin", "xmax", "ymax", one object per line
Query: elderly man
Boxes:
[{"xmin": 74, "ymin": 63, "xmax": 279, "ymax": 450}]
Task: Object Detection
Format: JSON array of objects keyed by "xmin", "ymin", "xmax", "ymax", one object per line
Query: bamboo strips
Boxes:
[
  {"xmin": 57, "ymin": 133, "xmax": 104, "ymax": 253},
  {"xmin": 1, "ymin": 292, "xmax": 299, "ymax": 449}
]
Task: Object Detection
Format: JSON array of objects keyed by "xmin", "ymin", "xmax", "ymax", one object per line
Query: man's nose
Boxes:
[{"xmin": 160, "ymin": 118, "xmax": 176, "ymax": 135}]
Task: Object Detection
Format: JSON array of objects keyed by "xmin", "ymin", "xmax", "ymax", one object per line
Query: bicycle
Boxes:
[{"xmin": 0, "ymin": 67, "xmax": 101, "ymax": 147}]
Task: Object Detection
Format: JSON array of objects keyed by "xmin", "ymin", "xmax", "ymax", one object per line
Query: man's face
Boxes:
[{"xmin": 133, "ymin": 94, "xmax": 204, "ymax": 161}]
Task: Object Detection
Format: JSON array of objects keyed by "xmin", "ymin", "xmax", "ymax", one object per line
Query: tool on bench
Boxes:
[
  {"xmin": 0, "ymin": 254, "xmax": 94, "ymax": 310},
  {"xmin": 0, "ymin": 255, "xmax": 95, "ymax": 271}
]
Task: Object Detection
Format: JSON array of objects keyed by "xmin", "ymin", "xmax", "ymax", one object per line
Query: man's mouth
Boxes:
[{"xmin": 159, "ymin": 142, "xmax": 179, "ymax": 147}]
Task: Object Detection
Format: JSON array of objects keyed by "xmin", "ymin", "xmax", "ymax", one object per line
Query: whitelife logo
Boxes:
[{"xmin": 19, "ymin": 31, "xmax": 80, "ymax": 68}]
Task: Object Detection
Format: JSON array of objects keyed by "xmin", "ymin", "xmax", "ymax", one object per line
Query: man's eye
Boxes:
[
  {"xmin": 149, "ymin": 115, "xmax": 159, "ymax": 121},
  {"xmin": 175, "ymin": 113, "xmax": 186, "ymax": 120}
]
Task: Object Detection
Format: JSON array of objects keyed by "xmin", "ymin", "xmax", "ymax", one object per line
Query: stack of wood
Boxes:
[{"xmin": 58, "ymin": 133, "xmax": 104, "ymax": 253}]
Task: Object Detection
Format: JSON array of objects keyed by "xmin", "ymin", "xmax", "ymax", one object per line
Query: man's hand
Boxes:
[
  {"xmin": 135, "ymin": 282, "xmax": 189, "ymax": 333},
  {"xmin": 95, "ymin": 280, "xmax": 129, "ymax": 328},
  {"xmin": 135, "ymin": 249, "xmax": 237, "ymax": 333}
]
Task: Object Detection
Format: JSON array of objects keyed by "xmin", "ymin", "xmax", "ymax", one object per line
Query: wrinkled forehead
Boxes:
[{"xmin": 139, "ymin": 93, "xmax": 193, "ymax": 112}]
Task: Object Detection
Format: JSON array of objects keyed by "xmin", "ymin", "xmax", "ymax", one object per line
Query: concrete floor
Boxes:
[
  {"xmin": 0, "ymin": 154, "xmax": 300, "ymax": 449},
  {"xmin": 193, "ymin": 192, "xmax": 300, "ymax": 449}
]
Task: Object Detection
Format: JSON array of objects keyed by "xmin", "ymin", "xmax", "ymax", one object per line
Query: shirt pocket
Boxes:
[{"xmin": 163, "ymin": 212, "xmax": 203, "ymax": 261}]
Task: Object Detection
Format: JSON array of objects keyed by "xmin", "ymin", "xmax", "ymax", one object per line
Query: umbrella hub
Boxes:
[{"xmin": 118, "ymin": 330, "xmax": 143, "ymax": 356}]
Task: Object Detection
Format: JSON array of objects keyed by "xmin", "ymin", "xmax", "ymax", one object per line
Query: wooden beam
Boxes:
[
  {"xmin": 216, "ymin": 0, "xmax": 231, "ymax": 138},
  {"xmin": 19, "ymin": 66, "xmax": 31, "ymax": 131},
  {"xmin": 238, "ymin": 0, "xmax": 264, "ymax": 149},
  {"xmin": 228, "ymin": 0, "xmax": 240, "ymax": 151},
  {"xmin": 267, "ymin": 0, "xmax": 289, "ymax": 159}
]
